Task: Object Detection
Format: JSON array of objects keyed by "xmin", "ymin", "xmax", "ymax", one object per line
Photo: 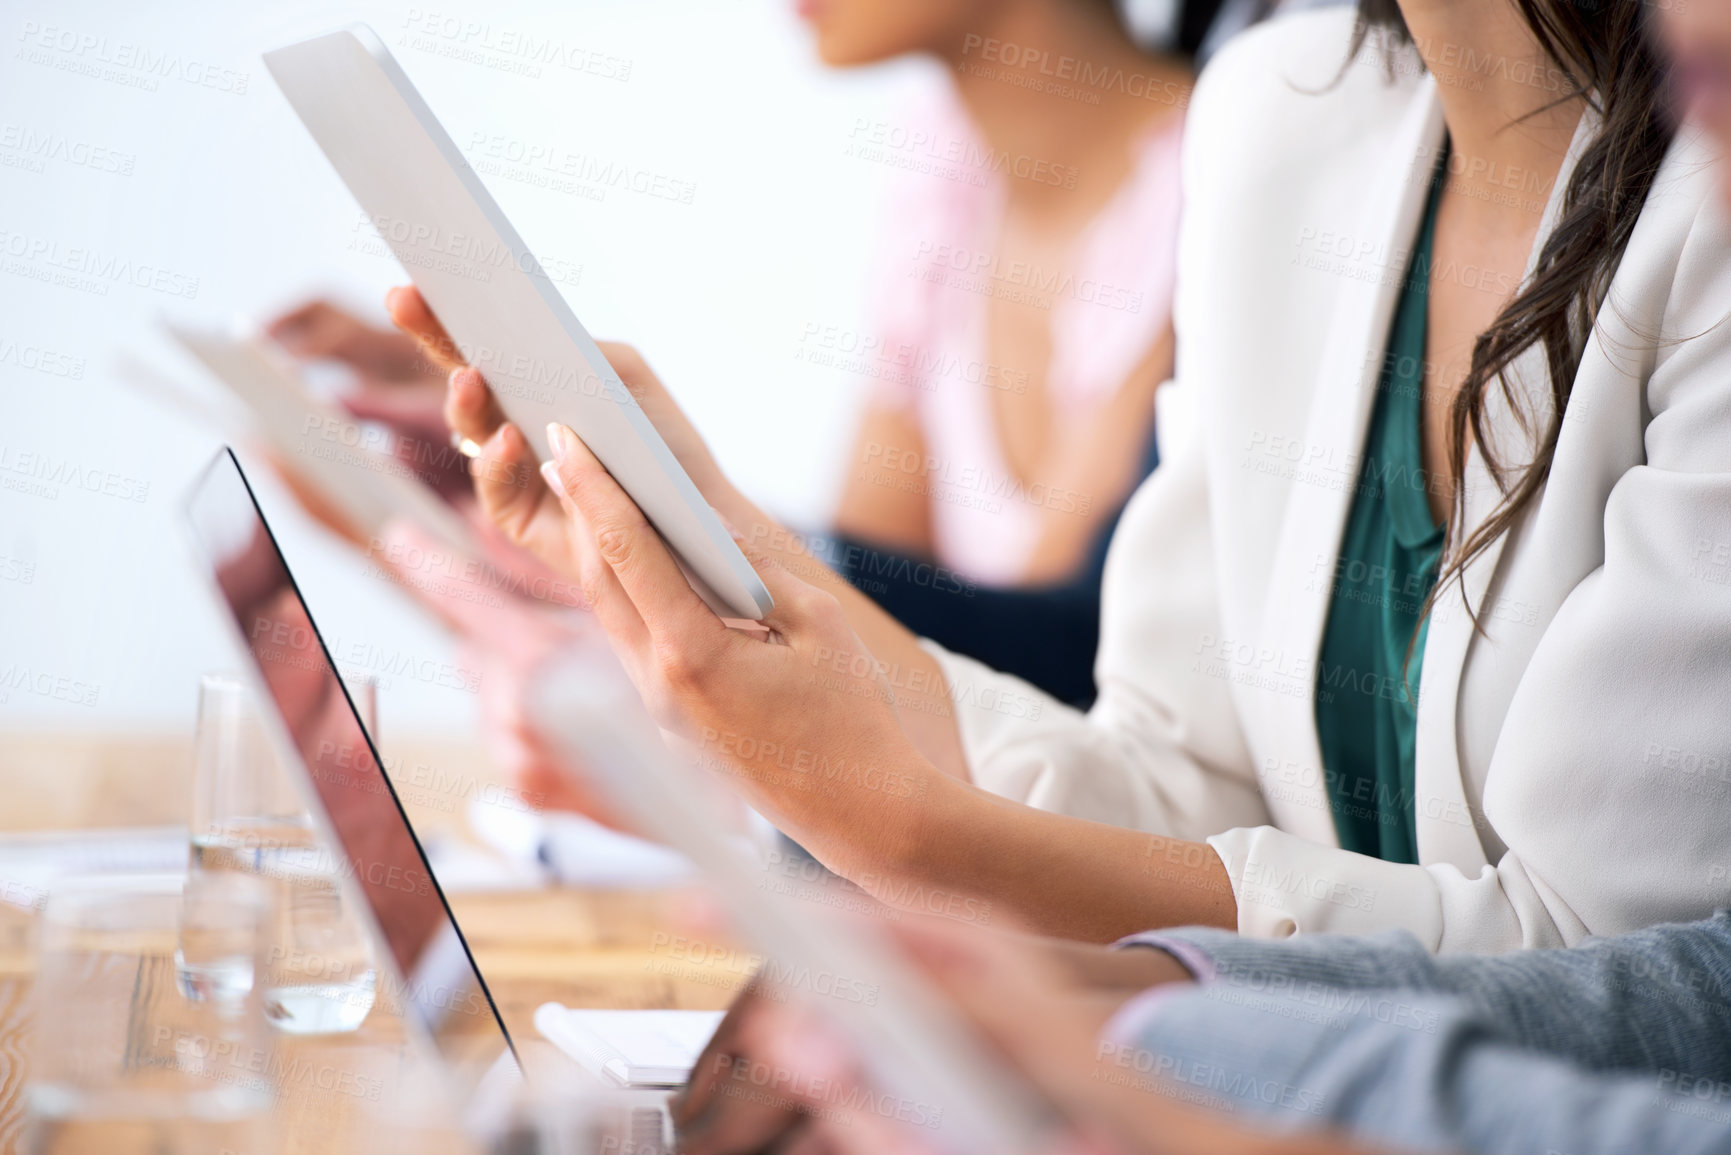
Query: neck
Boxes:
[
  {"xmin": 934, "ymin": 1, "xmax": 1185, "ymax": 202},
  {"xmin": 1399, "ymin": 0, "xmax": 1586, "ymax": 210}
]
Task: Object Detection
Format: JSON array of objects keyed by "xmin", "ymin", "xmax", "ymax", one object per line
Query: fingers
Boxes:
[
  {"xmin": 676, "ymin": 1080, "xmax": 805, "ymax": 1155},
  {"xmin": 269, "ymin": 298, "xmax": 429, "ymax": 381},
  {"xmin": 738, "ymin": 537, "xmax": 847, "ymax": 644},
  {"xmin": 672, "ymin": 984, "xmax": 778, "ymax": 1130},
  {"xmin": 444, "ymin": 365, "xmax": 511, "ymax": 448},
  {"xmin": 544, "ymin": 422, "xmax": 725, "ymax": 657},
  {"xmin": 676, "ymin": 989, "xmax": 814, "ymax": 1155},
  {"xmin": 381, "ymin": 284, "xmax": 509, "ymax": 453},
  {"xmin": 537, "ymin": 455, "xmax": 653, "ymax": 659},
  {"xmin": 385, "ymin": 285, "xmax": 466, "ymax": 372},
  {"xmin": 339, "ymin": 388, "xmax": 445, "ymax": 432},
  {"xmin": 749, "ymin": 1007, "xmax": 919, "ymax": 1155},
  {"xmin": 469, "ymin": 421, "xmax": 547, "ymax": 543},
  {"xmin": 266, "ymin": 300, "xmax": 346, "ymax": 354}
]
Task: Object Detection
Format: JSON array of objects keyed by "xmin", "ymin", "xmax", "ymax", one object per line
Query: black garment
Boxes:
[{"xmin": 827, "ymin": 430, "xmax": 1159, "ymax": 710}]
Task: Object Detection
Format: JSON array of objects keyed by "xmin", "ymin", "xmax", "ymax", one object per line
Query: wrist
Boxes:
[
  {"xmin": 1054, "ymin": 939, "xmax": 1197, "ymax": 992},
  {"xmin": 838, "ymin": 756, "xmax": 967, "ymax": 892},
  {"xmin": 708, "ymin": 481, "xmax": 760, "ymax": 535},
  {"xmin": 1105, "ymin": 946, "xmax": 1200, "ymax": 990}
]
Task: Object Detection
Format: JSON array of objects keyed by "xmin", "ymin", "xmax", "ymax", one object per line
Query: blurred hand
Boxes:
[
  {"xmin": 267, "ymin": 298, "xmax": 470, "ymax": 501},
  {"xmin": 375, "ymin": 520, "xmax": 625, "ymax": 826},
  {"xmin": 674, "ymin": 916, "xmax": 1374, "ymax": 1155},
  {"xmin": 675, "ymin": 921, "xmax": 1190, "ymax": 1155},
  {"xmin": 889, "ymin": 921, "xmax": 1371, "ymax": 1155},
  {"xmin": 383, "ymin": 284, "xmax": 935, "ymax": 875},
  {"xmin": 269, "ymin": 298, "xmax": 440, "ymax": 387}
]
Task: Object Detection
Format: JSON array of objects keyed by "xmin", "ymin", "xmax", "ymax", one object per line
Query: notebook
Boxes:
[{"xmin": 533, "ymin": 1006, "xmax": 725, "ymax": 1089}]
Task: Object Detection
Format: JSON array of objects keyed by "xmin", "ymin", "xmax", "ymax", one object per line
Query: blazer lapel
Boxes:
[
  {"xmin": 1412, "ymin": 107, "xmax": 1602, "ymax": 868},
  {"xmin": 1255, "ymin": 78, "xmax": 1446, "ymax": 846}
]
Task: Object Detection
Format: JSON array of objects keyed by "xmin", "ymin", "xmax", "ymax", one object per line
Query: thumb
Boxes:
[{"xmin": 726, "ymin": 525, "xmax": 841, "ymax": 639}]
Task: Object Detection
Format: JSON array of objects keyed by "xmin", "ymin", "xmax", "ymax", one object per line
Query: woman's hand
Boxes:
[
  {"xmin": 382, "ymin": 285, "xmax": 737, "ymax": 562},
  {"xmin": 537, "ymin": 420, "xmax": 943, "ymax": 880},
  {"xmin": 386, "ymin": 286, "xmax": 1237, "ymax": 940},
  {"xmin": 675, "ymin": 916, "xmax": 1371, "ymax": 1155},
  {"xmin": 269, "ymin": 298, "xmax": 441, "ymax": 388},
  {"xmin": 267, "ymin": 298, "xmax": 473, "ymax": 502},
  {"xmin": 383, "ymin": 288, "xmax": 946, "ymax": 877},
  {"xmin": 374, "ymin": 520, "xmax": 626, "ymax": 825},
  {"xmin": 671, "ymin": 916, "xmax": 1247, "ymax": 1155},
  {"xmin": 887, "ymin": 920, "xmax": 1366, "ymax": 1155},
  {"xmin": 386, "ymin": 284, "xmax": 974, "ymax": 784}
]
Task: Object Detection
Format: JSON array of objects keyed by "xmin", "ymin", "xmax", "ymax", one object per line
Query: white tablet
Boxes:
[
  {"xmin": 170, "ymin": 324, "xmax": 481, "ymax": 558},
  {"xmin": 263, "ymin": 24, "xmax": 772, "ymax": 622},
  {"xmin": 529, "ymin": 650, "xmax": 1060, "ymax": 1155}
]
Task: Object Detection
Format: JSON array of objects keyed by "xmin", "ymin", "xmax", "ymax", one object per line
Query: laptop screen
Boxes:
[{"xmin": 184, "ymin": 447, "xmax": 516, "ymax": 1084}]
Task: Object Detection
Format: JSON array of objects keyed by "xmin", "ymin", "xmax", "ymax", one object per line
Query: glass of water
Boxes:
[
  {"xmin": 27, "ymin": 873, "xmax": 276, "ymax": 1155},
  {"xmin": 189, "ymin": 673, "xmax": 378, "ymax": 1034}
]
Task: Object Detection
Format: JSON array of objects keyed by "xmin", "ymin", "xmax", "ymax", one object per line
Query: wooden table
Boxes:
[
  {"xmin": 0, "ymin": 884, "xmax": 746, "ymax": 1153},
  {"xmin": 0, "ymin": 734, "xmax": 749, "ymax": 1153}
]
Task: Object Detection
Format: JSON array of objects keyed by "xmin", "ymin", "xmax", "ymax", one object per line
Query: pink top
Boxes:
[{"xmin": 865, "ymin": 85, "xmax": 1183, "ymax": 586}]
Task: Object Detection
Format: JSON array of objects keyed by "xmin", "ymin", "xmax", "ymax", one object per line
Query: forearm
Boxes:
[
  {"xmin": 1042, "ymin": 934, "xmax": 1199, "ymax": 991},
  {"xmin": 1021, "ymin": 500, "xmax": 1119, "ymax": 585},
  {"xmin": 714, "ymin": 486, "xmax": 969, "ymax": 778},
  {"xmin": 888, "ymin": 776, "xmax": 1237, "ymax": 943}
]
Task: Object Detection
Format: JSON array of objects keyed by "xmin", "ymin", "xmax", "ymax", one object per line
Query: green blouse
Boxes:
[{"xmin": 1313, "ymin": 160, "xmax": 1448, "ymax": 864}]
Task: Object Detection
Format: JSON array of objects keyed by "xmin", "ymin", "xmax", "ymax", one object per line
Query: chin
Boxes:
[{"xmin": 812, "ymin": 36, "xmax": 895, "ymax": 67}]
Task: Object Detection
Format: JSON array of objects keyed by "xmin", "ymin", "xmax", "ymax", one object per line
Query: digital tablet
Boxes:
[
  {"xmin": 170, "ymin": 324, "xmax": 481, "ymax": 558},
  {"xmin": 529, "ymin": 651, "xmax": 1061, "ymax": 1155},
  {"xmin": 263, "ymin": 25, "xmax": 772, "ymax": 622}
]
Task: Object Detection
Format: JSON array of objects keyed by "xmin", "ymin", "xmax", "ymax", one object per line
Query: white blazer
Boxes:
[{"xmin": 927, "ymin": 9, "xmax": 1731, "ymax": 953}]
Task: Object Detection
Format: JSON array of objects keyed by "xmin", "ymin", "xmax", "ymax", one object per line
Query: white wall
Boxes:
[{"xmin": 0, "ymin": 0, "xmax": 935, "ymax": 734}]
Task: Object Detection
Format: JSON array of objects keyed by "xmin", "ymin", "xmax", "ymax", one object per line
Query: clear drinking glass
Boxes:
[
  {"xmin": 26, "ymin": 873, "xmax": 276, "ymax": 1155},
  {"xmin": 189, "ymin": 673, "xmax": 378, "ymax": 1034}
]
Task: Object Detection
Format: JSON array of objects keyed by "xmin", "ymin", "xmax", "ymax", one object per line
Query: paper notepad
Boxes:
[{"xmin": 534, "ymin": 1005, "xmax": 725, "ymax": 1088}]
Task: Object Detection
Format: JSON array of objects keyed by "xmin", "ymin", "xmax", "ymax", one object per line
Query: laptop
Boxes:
[
  {"xmin": 183, "ymin": 447, "xmax": 674, "ymax": 1148},
  {"xmin": 186, "ymin": 447, "xmax": 1060, "ymax": 1153}
]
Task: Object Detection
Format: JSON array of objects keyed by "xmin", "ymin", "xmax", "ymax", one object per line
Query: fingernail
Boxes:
[
  {"xmin": 546, "ymin": 422, "xmax": 571, "ymax": 459},
  {"xmin": 539, "ymin": 460, "xmax": 567, "ymax": 497}
]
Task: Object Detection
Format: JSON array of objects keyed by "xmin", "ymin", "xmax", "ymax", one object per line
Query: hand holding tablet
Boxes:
[
  {"xmin": 383, "ymin": 286, "xmax": 746, "ymax": 616},
  {"xmin": 264, "ymin": 26, "xmax": 771, "ymax": 621}
]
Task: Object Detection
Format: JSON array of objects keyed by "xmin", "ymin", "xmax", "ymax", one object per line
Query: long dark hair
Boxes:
[{"xmin": 1354, "ymin": 0, "xmax": 1672, "ymax": 624}]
